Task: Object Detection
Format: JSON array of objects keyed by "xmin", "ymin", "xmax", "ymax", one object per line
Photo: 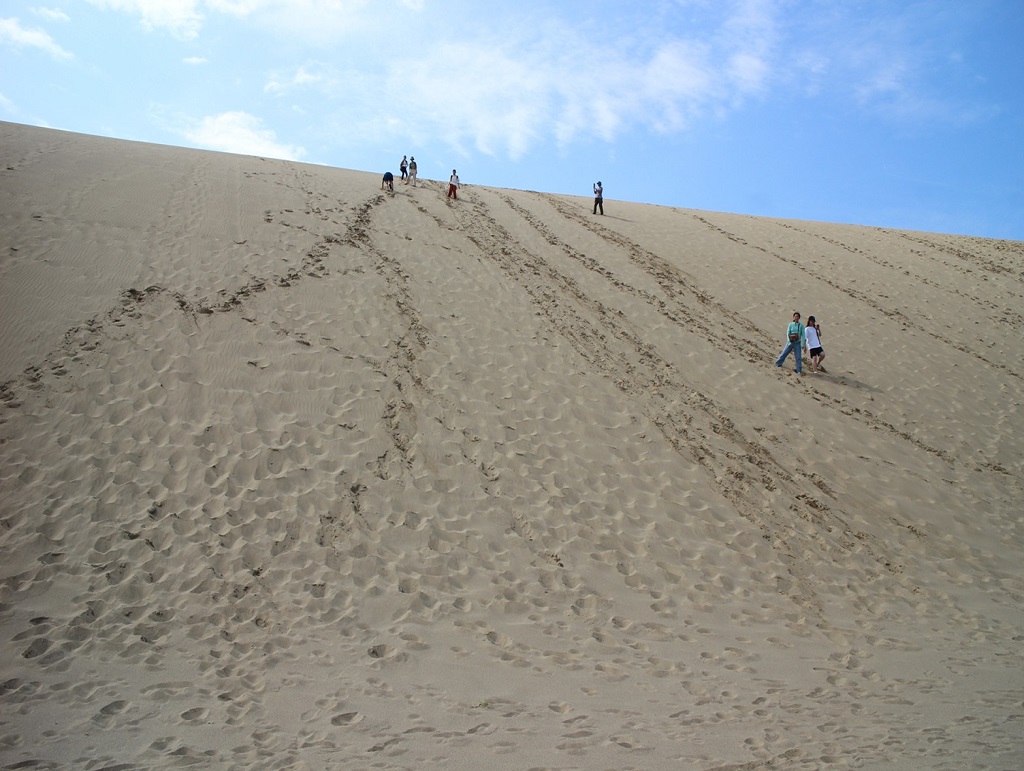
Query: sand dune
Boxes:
[{"xmin": 1, "ymin": 121, "xmax": 1022, "ymax": 769}]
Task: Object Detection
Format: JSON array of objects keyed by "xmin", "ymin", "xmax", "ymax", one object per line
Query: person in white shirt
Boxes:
[
  {"xmin": 804, "ymin": 315, "xmax": 826, "ymax": 372},
  {"xmin": 447, "ymin": 170, "xmax": 460, "ymax": 200},
  {"xmin": 593, "ymin": 181, "xmax": 603, "ymax": 215}
]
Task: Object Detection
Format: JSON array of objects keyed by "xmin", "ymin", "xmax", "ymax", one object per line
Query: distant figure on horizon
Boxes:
[
  {"xmin": 400, "ymin": 155, "xmax": 408, "ymax": 182},
  {"xmin": 407, "ymin": 156, "xmax": 417, "ymax": 186},
  {"xmin": 447, "ymin": 170, "xmax": 460, "ymax": 200},
  {"xmin": 775, "ymin": 310, "xmax": 805, "ymax": 374},
  {"xmin": 593, "ymin": 181, "xmax": 603, "ymax": 215},
  {"xmin": 382, "ymin": 171, "xmax": 394, "ymax": 192},
  {"xmin": 804, "ymin": 315, "xmax": 826, "ymax": 372}
]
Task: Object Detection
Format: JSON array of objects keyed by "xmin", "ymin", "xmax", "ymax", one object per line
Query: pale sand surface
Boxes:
[{"xmin": 1, "ymin": 121, "xmax": 1023, "ymax": 769}]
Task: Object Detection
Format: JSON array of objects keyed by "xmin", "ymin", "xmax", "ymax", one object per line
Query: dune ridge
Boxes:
[{"xmin": 1, "ymin": 121, "xmax": 1022, "ymax": 768}]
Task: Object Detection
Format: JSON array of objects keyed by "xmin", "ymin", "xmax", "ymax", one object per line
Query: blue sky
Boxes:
[{"xmin": 2, "ymin": 0, "xmax": 1022, "ymax": 239}]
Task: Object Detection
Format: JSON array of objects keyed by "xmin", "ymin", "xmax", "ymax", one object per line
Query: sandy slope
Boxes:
[{"xmin": 1, "ymin": 121, "xmax": 1022, "ymax": 769}]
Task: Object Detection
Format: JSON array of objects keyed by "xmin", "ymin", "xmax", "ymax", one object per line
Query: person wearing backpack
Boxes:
[
  {"xmin": 774, "ymin": 310, "xmax": 805, "ymax": 374},
  {"xmin": 400, "ymin": 155, "xmax": 409, "ymax": 182},
  {"xmin": 407, "ymin": 156, "xmax": 417, "ymax": 186}
]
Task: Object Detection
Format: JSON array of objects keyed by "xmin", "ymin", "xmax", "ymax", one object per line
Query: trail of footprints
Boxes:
[
  {"xmin": 2, "ymin": 168, "xmax": 1018, "ymax": 766},
  {"xmin": 448, "ymin": 191, "xmax": 915, "ymax": 616},
  {"xmin": 696, "ymin": 214, "xmax": 1024, "ymax": 384}
]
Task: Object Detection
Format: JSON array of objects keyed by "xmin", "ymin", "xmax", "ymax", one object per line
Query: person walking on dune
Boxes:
[
  {"xmin": 447, "ymin": 169, "xmax": 460, "ymax": 200},
  {"xmin": 804, "ymin": 315, "xmax": 826, "ymax": 372},
  {"xmin": 400, "ymin": 155, "xmax": 408, "ymax": 182},
  {"xmin": 407, "ymin": 156, "xmax": 417, "ymax": 186},
  {"xmin": 593, "ymin": 181, "xmax": 604, "ymax": 215},
  {"xmin": 774, "ymin": 310, "xmax": 805, "ymax": 374}
]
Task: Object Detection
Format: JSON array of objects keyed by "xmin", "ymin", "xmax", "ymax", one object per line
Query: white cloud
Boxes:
[
  {"xmin": 199, "ymin": 5, "xmax": 783, "ymax": 162},
  {"xmin": 81, "ymin": 1, "xmax": 970, "ymax": 164},
  {"xmin": 264, "ymin": 63, "xmax": 331, "ymax": 94},
  {"xmin": 203, "ymin": 0, "xmax": 271, "ymax": 15},
  {"xmin": 391, "ymin": 40, "xmax": 554, "ymax": 159},
  {"xmin": 780, "ymin": 2, "xmax": 982, "ymax": 125},
  {"xmin": 728, "ymin": 52, "xmax": 768, "ymax": 94},
  {"xmin": 635, "ymin": 41, "xmax": 717, "ymax": 132},
  {"xmin": 183, "ymin": 55, "xmax": 207, "ymax": 64},
  {"xmin": 334, "ymin": 2, "xmax": 784, "ymax": 158},
  {"xmin": 84, "ymin": 0, "xmax": 203, "ymax": 40},
  {"xmin": 371, "ymin": 21, "xmax": 759, "ymax": 158},
  {"xmin": 183, "ymin": 111, "xmax": 306, "ymax": 160},
  {"xmin": 0, "ymin": 16, "xmax": 72, "ymax": 59},
  {"xmin": 206, "ymin": 0, "xmax": 372, "ymax": 16},
  {"xmin": 83, "ymin": 0, "xmax": 383, "ymax": 44},
  {"xmin": 33, "ymin": 7, "xmax": 71, "ymax": 23}
]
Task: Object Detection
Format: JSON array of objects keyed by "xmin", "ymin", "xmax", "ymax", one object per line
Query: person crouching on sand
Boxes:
[
  {"xmin": 382, "ymin": 171, "xmax": 394, "ymax": 191},
  {"xmin": 805, "ymin": 315, "xmax": 826, "ymax": 372}
]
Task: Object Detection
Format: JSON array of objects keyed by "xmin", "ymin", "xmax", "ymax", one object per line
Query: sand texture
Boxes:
[{"xmin": 1, "ymin": 121, "xmax": 1023, "ymax": 769}]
